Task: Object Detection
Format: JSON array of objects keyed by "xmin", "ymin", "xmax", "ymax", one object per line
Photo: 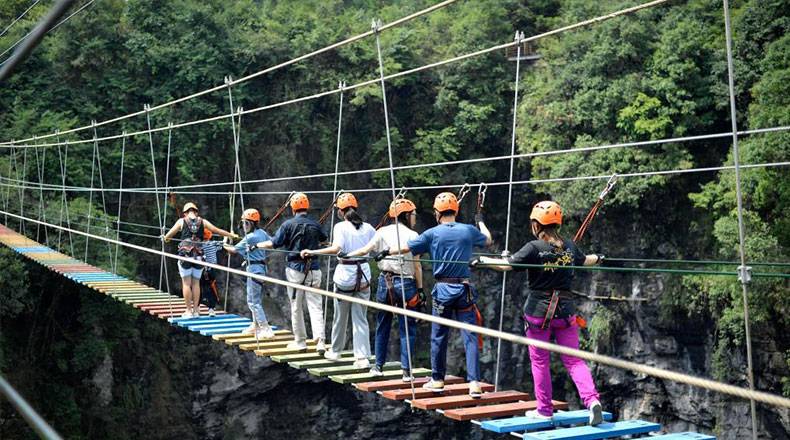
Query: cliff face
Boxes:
[{"xmin": 1, "ymin": 251, "xmax": 788, "ymax": 439}]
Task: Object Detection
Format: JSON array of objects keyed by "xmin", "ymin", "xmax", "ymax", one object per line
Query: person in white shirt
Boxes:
[
  {"xmin": 346, "ymin": 198, "xmax": 423, "ymax": 381},
  {"xmin": 301, "ymin": 193, "xmax": 375, "ymax": 368}
]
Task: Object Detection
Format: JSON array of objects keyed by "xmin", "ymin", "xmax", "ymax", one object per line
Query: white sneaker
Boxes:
[
  {"xmin": 524, "ymin": 409, "xmax": 553, "ymax": 420},
  {"xmin": 323, "ymin": 350, "xmax": 341, "ymax": 361},
  {"xmin": 402, "ymin": 372, "xmax": 413, "ymax": 383},
  {"xmin": 208, "ymin": 308, "xmax": 216, "ymax": 317},
  {"xmin": 316, "ymin": 339, "xmax": 326, "ymax": 353},
  {"xmin": 241, "ymin": 323, "xmax": 257, "ymax": 335},
  {"xmin": 256, "ymin": 324, "xmax": 275, "ymax": 340},
  {"xmin": 181, "ymin": 310, "xmax": 193, "ymax": 319},
  {"xmin": 468, "ymin": 381, "xmax": 483, "ymax": 398},
  {"xmin": 369, "ymin": 365, "xmax": 384, "ymax": 376},
  {"xmin": 286, "ymin": 340, "xmax": 308, "ymax": 351},
  {"xmin": 353, "ymin": 358, "xmax": 370, "ymax": 369},
  {"xmin": 192, "ymin": 308, "xmax": 200, "ymax": 317},
  {"xmin": 588, "ymin": 400, "xmax": 603, "ymax": 426},
  {"xmin": 422, "ymin": 379, "xmax": 444, "ymax": 392}
]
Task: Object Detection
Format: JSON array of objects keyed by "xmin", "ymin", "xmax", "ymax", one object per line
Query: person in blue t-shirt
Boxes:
[
  {"xmin": 377, "ymin": 192, "xmax": 491, "ymax": 398},
  {"xmin": 223, "ymin": 208, "xmax": 275, "ymax": 340},
  {"xmin": 257, "ymin": 193, "xmax": 328, "ymax": 352}
]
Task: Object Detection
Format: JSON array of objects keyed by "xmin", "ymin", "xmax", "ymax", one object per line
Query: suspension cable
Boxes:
[
  {"xmin": 84, "ymin": 126, "xmax": 97, "ymax": 260},
  {"xmin": 494, "ymin": 31, "xmax": 523, "ymax": 392},
  {"xmin": 1, "ymin": 0, "xmax": 460, "ymax": 146},
  {"xmin": 93, "ymin": 123, "xmax": 116, "ymax": 269},
  {"xmin": 0, "ymin": 0, "xmax": 42, "ymax": 39},
  {"xmin": 55, "ymin": 136, "xmax": 74, "ymax": 255},
  {"xmin": 161, "ymin": 125, "xmax": 173, "ymax": 294},
  {"xmin": 3, "ymin": 209, "xmax": 789, "ymax": 409},
  {"xmin": 3, "ymin": 0, "xmax": 670, "ymax": 150},
  {"xmin": 323, "ymin": 81, "xmax": 345, "ymax": 329}
]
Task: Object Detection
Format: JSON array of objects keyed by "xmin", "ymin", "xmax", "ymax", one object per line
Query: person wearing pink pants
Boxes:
[{"xmin": 474, "ymin": 200, "xmax": 605, "ymax": 425}]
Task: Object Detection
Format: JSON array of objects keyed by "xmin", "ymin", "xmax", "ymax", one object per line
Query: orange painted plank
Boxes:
[
  {"xmin": 442, "ymin": 400, "xmax": 567, "ymax": 421},
  {"xmin": 412, "ymin": 390, "xmax": 529, "ymax": 410},
  {"xmin": 382, "ymin": 382, "xmax": 495, "ymax": 401},
  {"xmin": 355, "ymin": 375, "xmax": 464, "ymax": 392}
]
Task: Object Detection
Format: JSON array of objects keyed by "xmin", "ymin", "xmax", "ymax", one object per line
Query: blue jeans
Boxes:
[
  {"xmin": 247, "ymin": 265, "xmax": 267, "ymax": 324},
  {"xmin": 374, "ymin": 273, "xmax": 417, "ymax": 371},
  {"xmin": 431, "ymin": 282, "xmax": 480, "ymax": 382}
]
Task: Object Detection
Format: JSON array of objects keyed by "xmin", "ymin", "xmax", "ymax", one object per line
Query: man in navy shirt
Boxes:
[
  {"xmin": 257, "ymin": 193, "xmax": 328, "ymax": 351},
  {"xmin": 380, "ymin": 192, "xmax": 491, "ymax": 397}
]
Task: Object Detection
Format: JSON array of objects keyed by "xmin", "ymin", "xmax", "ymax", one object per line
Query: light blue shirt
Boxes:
[{"xmin": 235, "ymin": 229, "xmax": 271, "ymax": 274}]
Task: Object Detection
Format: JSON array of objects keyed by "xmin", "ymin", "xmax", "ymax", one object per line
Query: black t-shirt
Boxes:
[
  {"xmin": 271, "ymin": 214, "xmax": 327, "ymax": 271},
  {"xmin": 510, "ymin": 238, "xmax": 586, "ymax": 318}
]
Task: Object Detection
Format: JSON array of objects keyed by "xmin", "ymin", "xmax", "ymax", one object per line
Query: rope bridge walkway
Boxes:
[{"xmin": 0, "ymin": 223, "xmax": 718, "ymax": 439}]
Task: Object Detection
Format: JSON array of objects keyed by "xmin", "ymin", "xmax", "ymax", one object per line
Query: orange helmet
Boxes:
[
  {"xmin": 182, "ymin": 202, "xmax": 198, "ymax": 214},
  {"xmin": 389, "ymin": 198, "xmax": 416, "ymax": 218},
  {"xmin": 530, "ymin": 201, "xmax": 562, "ymax": 225},
  {"xmin": 241, "ymin": 208, "xmax": 261, "ymax": 222},
  {"xmin": 203, "ymin": 229, "xmax": 213, "ymax": 240},
  {"xmin": 336, "ymin": 193, "xmax": 358, "ymax": 210},
  {"xmin": 290, "ymin": 192, "xmax": 310, "ymax": 211},
  {"xmin": 433, "ymin": 192, "xmax": 459, "ymax": 214}
]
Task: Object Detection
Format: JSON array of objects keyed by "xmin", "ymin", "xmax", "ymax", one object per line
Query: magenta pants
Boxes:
[{"xmin": 525, "ymin": 314, "xmax": 600, "ymax": 416}]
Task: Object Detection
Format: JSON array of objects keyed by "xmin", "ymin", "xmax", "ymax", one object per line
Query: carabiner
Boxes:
[
  {"xmin": 456, "ymin": 183, "xmax": 472, "ymax": 203},
  {"xmin": 476, "ymin": 183, "xmax": 488, "ymax": 212},
  {"xmin": 598, "ymin": 174, "xmax": 618, "ymax": 200}
]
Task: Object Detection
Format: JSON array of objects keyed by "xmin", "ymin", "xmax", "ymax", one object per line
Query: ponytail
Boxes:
[
  {"xmin": 342, "ymin": 207, "xmax": 364, "ymax": 230},
  {"xmin": 533, "ymin": 221, "xmax": 564, "ymax": 249}
]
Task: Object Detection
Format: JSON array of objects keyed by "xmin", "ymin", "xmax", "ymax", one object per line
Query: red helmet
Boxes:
[
  {"xmin": 389, "ymin": 198, "xmax": 416, "ymax": 218},
  {"xmin": 241, "ymin": 208, "xmax": 261, "ymax": 222},
  {"xmin": 336, "ymin": 193, "xmax": 358, "ymax": 210},
  {"xmin": 530, "ymin": 201, "xmax": 562, "ymax": 225},
  {"xmin": 433, "ymin": 192, "xmax": 459, "ymax": 214},
  {"xmin": 290, "ymin": 193, "xmax": 310, "ymax": 211},
  {"xmin": 203, "ymin": 229, "xmax": 213, "ymax": 240}
]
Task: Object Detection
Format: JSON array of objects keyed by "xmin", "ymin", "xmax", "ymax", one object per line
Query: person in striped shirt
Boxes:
[{"xmin": 200, "ymin": 229, "xmax": 224, "ymax": 317}]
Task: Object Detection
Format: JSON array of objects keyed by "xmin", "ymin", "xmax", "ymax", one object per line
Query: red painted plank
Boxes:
[
  {"xmin": 412, "ymin": 390, "xmax": 529, "ymax": 410},
  {"xmin": 355, "ymin": 375, "xmax": 464, "ymax": 392},
  {"xmin": 381, "ymin": 382, "xmax": 496, "ymax": 401},
  {"xmin": 442, "ymin": 400, "xmax": 568, "ymax": 421}
]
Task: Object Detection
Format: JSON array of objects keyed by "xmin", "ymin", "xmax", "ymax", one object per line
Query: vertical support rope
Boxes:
[
  {"xmin": 20, "ymin": 147, "xmax": 27, "ymax": 235},
  {"xmin": 160, "ymin": 124, "xmax": 173, "ymax": 294},
  {"xmin": 93, "ymin": 125, "xmax": 116, "ymax": 269},
  {"xmin": 324, "ymin": 81, "xmax": 345, "ymax": 325},
  {"xmin": 374, "ymin": 19, "xmax": 417, "ymax": 400},
  {"xmin": 1, "ymin": 148, "xmax": 10, "ymax": 225},
  {"xmin": 145, "ymin": 105, "xmax": 168, "ymax": 293},
  {"xmin": 84, "ymin": 123, "xmax": 98, "ymax": 261},
  {"xmin": 494, "ymin": 31, "xmax": 523, "ymax": 392},
  {"xmin": 33, "ymin": 142, "xmax": 46, "ymax": 244},
  {"xmin": 722, "ymin": 1, "xmax": 757, "ymax": 438},
  {"xmin": 113, "ymin": 133, "xmax": 127, "ymax": 273},
  {"xmin": 56, "ymin": 137, "xmax": 75, "ymax": 256}
]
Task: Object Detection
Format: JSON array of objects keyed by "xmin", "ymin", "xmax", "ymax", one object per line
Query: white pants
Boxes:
[
  {"xmin": 331, "ymin": 286, "xmax": 371, "ymax": 359},
  {"xmin": 285, "ymin": 267, "xmax": 325, "ymax": 344}
]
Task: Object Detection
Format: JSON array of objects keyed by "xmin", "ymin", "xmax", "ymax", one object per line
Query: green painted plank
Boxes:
[
  {"xmin": 255, "ymin": 346, "xmax": 319, "ymax": 357},
  {"xmin": 308, "ymin": 361, "xmax": 401, "ymax": 377},
  {"xmin": 330, "ymin": 368, "xmax": 431, "ymax": 384},
  {"xmin": 270, "ymin": 350, "xmax": 353, "ymax": 363},
  {"xmin": 289, "ymin": 355, "xmax": 371, "ymax": 369}
]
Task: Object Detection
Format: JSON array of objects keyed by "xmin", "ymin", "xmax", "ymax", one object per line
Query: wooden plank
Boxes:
[
  {"xmin": 480, "ymin": 410, "xmax": 614, "ymax": 433},
  {"xmin": 240, "ymin": 340, "xmax": 315, "ymax": 351},
  {"xmin": 443, "ymin": 400, "xmax": 568, "ymax": 421},
  {"xmin": 223, "ymin": 334, "xmax": 296, "ymax": 345},
  {"xmin": 411, "ymin": 390, "xmax": 529, "ymax": 410},
  {"xmin": 381, "ymin": 382, "xmax": 494, "ymax": 401},
  {"xmin": 355, "ymin": 375, "xmax": 465, "ymax": 392},
  {"xmin": 269, "ymin": 351, "xmax": 351, "ymax": 363},
  {"xmin": 254, "ymin": 346, "xmax": 319, "ymax": 357},
  {"xmin": 330, "ymin": 368, "xmax": 431, "ymax": 385},
  {"xmin": 647, "ymin": 434, "xmax": 716, "ymax": 440},
  {"xmin": 212, "ymin": 329, "xmax": 291, "ymax": 341},
  {"xmin": 521, "ymin": 420, "xmax": 660, "ymax": 440},
  {"xmin": 289, "ymin": 355, "xmax": 369, "ymax": 369},
  {"xmin": 307, "ymin": 361, "xmax": 400, "ymax": 378}
]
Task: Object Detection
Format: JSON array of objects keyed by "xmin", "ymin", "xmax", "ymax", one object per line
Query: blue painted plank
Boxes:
[
  {"xmin": 170, "ymin": 315, "xmax": 242, "ymax": 325},
  {"xmin": 199, "ymin": 327, "xmax": 251, "ymax": 336},
  {"xmin": 481, "ymin": 410, "xmax": 613, "ymax": 433},
  {"xmin": 185, "ymin": 321, "xmax": 253, "ymax": 331},
  {"xmin": 522, "ymin": 420, "xmax": 660, "ymax": 440},
  {"xmin": 648, "ymin": 433, "xmax": 715, "ymax": 440}
]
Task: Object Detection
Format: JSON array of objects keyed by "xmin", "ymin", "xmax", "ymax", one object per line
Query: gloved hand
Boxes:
[
  {"xmin": 374, "ymin": 248, "xmax": 390, "ymax": 262},
  {"xmin": 160, "ymin": 234, "xmax": 170, "ymax": 243},
  {"xmin": 415, "ymin": 288, "xmax": 428, "ymax": 318},
  {"xmin": 468, "ymin": 256, "xmax": 482, "ymax": 268},
  {"xmin": 474, "ymin": 212, "xmax": 484, "ymax": 225},
  {"xmin": 596, "ymin": 254, "xmax": 605, "ymax": 265},
  {"xmin": 500, "ymin": 250, "xmax": 511, "ymax": 258},
  {"xmin": 337, "ymin": 251, "xmax": 348, "ymax": 259},
  {"xmin": 246, "ymin": 244, "xmax": 257, "ymax": 253},
  {"xmin": 230, "ymin": 233, "xmax": 240, "ymax": 240}
]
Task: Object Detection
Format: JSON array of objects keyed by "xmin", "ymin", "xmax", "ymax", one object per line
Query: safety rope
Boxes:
[
  {"xmin": 374, "ymin": 19, "xmax": 417, "ymax": 400},
  {"xmin": 1, "ymin": 148, "xmax": 10, "ymax": 226},
  {"xmin": 722, "ymin": 1, "xmax": 757, "ymax": 437},
  {"xmin": 5, "ymin": 210, "xmax": 790, "ymax": 410},
  {"xmin": 160, "ymin": 124, "xmax": 173, "ymax": 294},
  {"xmin": 19, "ymin": 148, "xmax": 27, "ymax": 235},
  {"xmin": 222, "ymin": 77, "xmax": 239, "ymax": 313},
  {"xmin": 92, "ymin": 123, "xmax": 116, "ymax": 269},
  {"xmin": 263, "ymin": 192, "xmax": 295, "ymax": 231},
  {"xmin": 113, "ymin": 133, "xmax": 127, "ymax": 273},
  {"xmin": 145, "ymin": 106, "xmax": 168, "ymax": 295},
  {"xmin": 55, "ymin": 136, "xmax": 74, "ymax": 256},
  {"xmin": 33, "ymin": 144, "xmax": 48, "ymax": 245},
  {"xmin": 494, "ymin": 31, "xmax": 523, "ymax": 392}
]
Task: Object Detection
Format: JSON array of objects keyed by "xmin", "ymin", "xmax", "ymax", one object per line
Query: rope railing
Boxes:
[{"xmin": 2, "ymin": 209, "xmax": 789, "ymax": 410}]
